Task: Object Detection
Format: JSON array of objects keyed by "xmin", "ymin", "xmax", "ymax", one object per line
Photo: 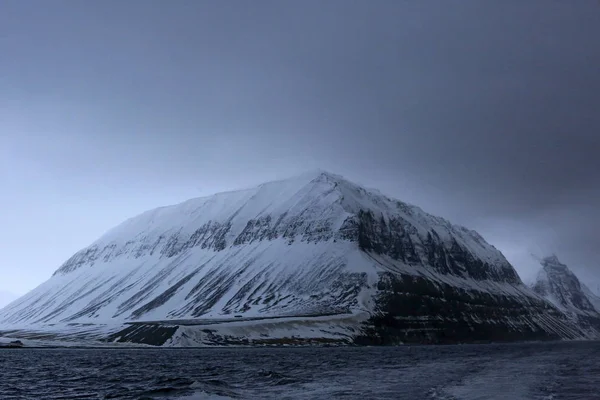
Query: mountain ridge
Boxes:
[{"xmin": 52, "ymin": 170, "xmax": 514, "ymax": 280}]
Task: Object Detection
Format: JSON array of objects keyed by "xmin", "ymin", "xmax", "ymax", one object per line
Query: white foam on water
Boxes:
[{"xmin": 429, "ymin": 358, "xmax": 556, "ymax": 400}]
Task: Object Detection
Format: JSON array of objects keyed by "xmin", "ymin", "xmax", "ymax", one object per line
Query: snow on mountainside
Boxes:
[
  {"xmin": 530, "ymin": 255, "xmax": 600, "ymax": 338},
  {"xmin": 582, "ymin": 284, "xmax": 600, "ymax": 313},
  {"xmin": 531, "ymin": 255, "xmax": 599, "ymax": 315},
  {"xmin": 0, "ymin": 171, "xmax": 595, "ymax": 345}
]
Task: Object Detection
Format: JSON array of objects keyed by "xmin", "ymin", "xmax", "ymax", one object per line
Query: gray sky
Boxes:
[{"xmin": 1, "ymin": 0, "xmax": 599, "ymax": 295}]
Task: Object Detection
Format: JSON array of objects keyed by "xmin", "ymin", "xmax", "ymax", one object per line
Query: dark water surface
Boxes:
[{"xmin": 1, "ymin": 341, "xmax": 600, "ymax": 399}]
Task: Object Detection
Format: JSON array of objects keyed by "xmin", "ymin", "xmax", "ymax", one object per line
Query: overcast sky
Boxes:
[{"xmin": 1, "ymin": 0, "xmax": 599, "ymax": 295}]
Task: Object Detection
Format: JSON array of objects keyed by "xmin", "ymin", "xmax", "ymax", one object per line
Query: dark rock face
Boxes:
[
  {"xmin": 0, "ymin": 340, "xmax": 24, "ymax": 348},
  {"xmin": 105, "ymin": 324, "xmax": 178, "ymax": 346},
  {"xmin": 54, "ymin": 221, "xmax": 234, "ymax": 276},
  {"xmin": 355, "ymin": 210, "xmax": 520, "ymax": 283},
  {"xmin": 351, "ymin": 221, "xmax": 596, "ymax": 344},
  {"xmin": 357, "ymin": 272, "xmax": 579, "ymax": 345}
]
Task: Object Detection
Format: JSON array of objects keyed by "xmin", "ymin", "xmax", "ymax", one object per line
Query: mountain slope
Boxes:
[
  {"xmin": 531, "ymin": 255, "xmax": 598, "ymax": 315},
  {"xmin": 582, "ymin": 284, "xmax": 600, "ymax": 313},
  {"xmin": 0, "ymin": 171, "xmax": 593, "ymax": 345},
  {"xmin": 530, "ymin": 255, "xmax": 600, "ymax": 337}
]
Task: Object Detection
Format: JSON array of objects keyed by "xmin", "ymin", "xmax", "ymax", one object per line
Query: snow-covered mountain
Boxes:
[
  {"xmin": 531, "ymin": 255, "xmax": 598, "ymax": 314},
  {"xmin": 0, "ymin": 171, "xmax": 595, "ymax": 346},
  {"xmin": 530, "ymin": 255, "xmax": 600, "ymax": 336}
]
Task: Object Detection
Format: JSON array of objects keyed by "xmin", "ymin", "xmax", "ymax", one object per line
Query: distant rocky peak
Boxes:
[
  {"xmin": 538, "ymin": 254, "xmax": 579, "ymax": 286},
  {"xmin": 541, "ymin": 254, "xmax": 568, "ymax": 269},
  {"xmin": 532, "ymin": 254, "xmax": 598, "ymax": 315}
]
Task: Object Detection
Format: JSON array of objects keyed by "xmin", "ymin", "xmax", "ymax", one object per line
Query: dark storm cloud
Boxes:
[{"xmin": 1, "ymin": 0, "xmax": 599, "ymax": 291}]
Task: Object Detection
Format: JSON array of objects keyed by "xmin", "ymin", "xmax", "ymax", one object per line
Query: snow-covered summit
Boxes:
[
  {"xmin": 52, "ymin": 170, "xmax": 514, "ymax": 280},
  {"xmin": 93, "ymin": 170, "xmax": 421, "ymax": 246}
]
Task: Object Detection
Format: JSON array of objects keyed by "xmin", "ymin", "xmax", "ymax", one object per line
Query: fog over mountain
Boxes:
[{"xmin": 1, "ymin": 1, "xmax": 599, "ymax": 294}]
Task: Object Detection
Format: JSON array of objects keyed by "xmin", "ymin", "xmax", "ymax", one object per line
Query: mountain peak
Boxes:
[
  {"xmin": 270, "ymin": 169, "xmax": 346, "ymax": 185},
  {"xmin": 299, "ymin": 168, "xmax": 340, "ymax": 179},
  {"xmin": 542, "ymin": 254, "xmax": 565, "ymax": 268},
  {"xmin": 47, "ymin": 168, "xmax": 516, "ymax": 282},
  {"xmin": 532, "ymin": 255, "xmax": 599, "ymax": 316}
]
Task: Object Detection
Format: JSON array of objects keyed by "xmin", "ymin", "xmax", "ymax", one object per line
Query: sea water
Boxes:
[{"xmin": 1, "ymin": 341, "xmax": 599, "ymax": 399}]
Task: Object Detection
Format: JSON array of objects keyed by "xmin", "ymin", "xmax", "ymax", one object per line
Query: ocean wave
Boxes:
[{"xmin": 0, "ymin": 343, "xmax": 597, "ymax": 399}]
